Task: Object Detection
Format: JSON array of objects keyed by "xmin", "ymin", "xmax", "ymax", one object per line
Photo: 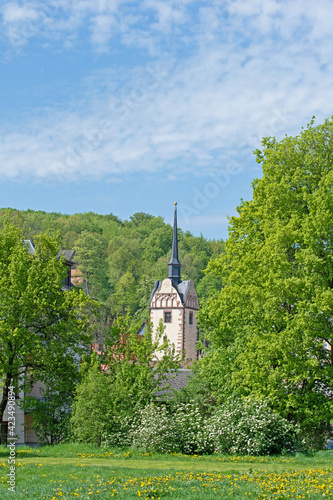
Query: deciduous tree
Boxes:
[
  {"xmin": 71, "ymin": 317, "xmax": 181, "ymax": 446},
  {"xmin": 0, "ymin": 221, "xmax": 93, "ymax": 443},
  {"xmin": 20, "ymin": 361, "xmax": 79, "ymax": 445},
  {"xmin": 199, "ymin": 118, "xmax": 333, "ymax": 447}
]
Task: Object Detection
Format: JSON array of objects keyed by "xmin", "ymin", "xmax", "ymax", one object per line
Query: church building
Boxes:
[{"xmin": 149, "ymin": 203, "xmax": 199, "ymax": 364}]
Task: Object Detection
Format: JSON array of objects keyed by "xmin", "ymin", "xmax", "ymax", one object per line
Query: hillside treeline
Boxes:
[{"xmin": 0, "ymin": 209, "xmax": 224, "ymax": 321}]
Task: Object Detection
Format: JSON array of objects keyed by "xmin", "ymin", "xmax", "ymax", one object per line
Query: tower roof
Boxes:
[{"xmin": 168, "ymin": 202, "xmax": 181, "ymax": 284}]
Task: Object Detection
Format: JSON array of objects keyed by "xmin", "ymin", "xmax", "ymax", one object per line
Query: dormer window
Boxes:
[{"xmin": 164, "ymin": 311, "xmax": 172, "ymax": 323}]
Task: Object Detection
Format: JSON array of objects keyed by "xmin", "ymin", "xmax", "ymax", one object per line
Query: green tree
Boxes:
[
  {"xmin": 102, "ymin": 318, "xmax": 181, "ymax": 412},
  {"xmin": 0, "ymin": 221, "xmax": 93, "ymax": 444},
  {"xmin": 61, "ymin": 230, "xmax": 79, "ymax": 249},
  {"xmin": 71, "ymin": 317, "xmax": 181, "ymax": 446},
  {"xmin": 20, "ymin": 361, "xmax": 79, "ymax": 445},
  {"xmin": 109, "ymin": 271, "xmax": 137, "ymax": 315},
  {"xmin": 74, "ymin": 230, "xmax": 110, "ymax": 300},
  {"xmin": 141, "ymin": 227, "xmax": 173, "ymax": 262},
  {"xmin": 0, "ymin": 208, "xmax": 223, "ymax": 321},
  {"xmin": 71, "ymin": 354, "xmax": 114, "ymax": 446},
  {"xmin": 107, "ymin": 234, "xmax": 142, "ymax": 283},
  {"xmin": 199, "ymin": 118, "xmax": 333, "ymax": 447}
]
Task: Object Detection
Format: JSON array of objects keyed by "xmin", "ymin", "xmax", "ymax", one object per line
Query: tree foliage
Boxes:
[
  {"xmin": 103, "ymin": 318, "xmax": 181, "ymax": 407},
  {"xmin": 73, "ymin": 230, "xmax": 110, "ymax": 299},
  {"xmin": 70, "ymin": 354, "xmax": 114, "ymax": 447},
  {"xmin": 198, "ymin": 118, "xmax": 333, "ymax": 447},
  {"xmin": 118, "ymin": 399, "xmax": 298, "ymax": 455},
  {"xmin": 71, "ymin": 318, "xmax": 181, "ymax": 447},
  {"xmin": 20, "ymin": 361, "xmax": 79, "ymax": 445},
  {"xmin": 0, "ymin": 209, "xmax": 224, "ymax": 317},
  {"xmin": 0, "ymin": 219, "xmax": 94, "ymax": 443}
]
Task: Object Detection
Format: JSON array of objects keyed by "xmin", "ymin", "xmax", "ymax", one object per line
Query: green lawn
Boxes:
[{"xmin": 0, "ymin": 443, "xmax": 333, "ymax": 499}]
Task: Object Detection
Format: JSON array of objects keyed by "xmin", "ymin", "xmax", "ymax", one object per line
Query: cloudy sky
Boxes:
[{"xmin": 0, "ymin": 0, "xmax": 332, "ymax": 239}]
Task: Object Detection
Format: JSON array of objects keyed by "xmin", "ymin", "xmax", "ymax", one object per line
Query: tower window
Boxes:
[
  {"xmin": 189, "ymin": 312, "xmax": 193, "ymax": 324},
  {"xmin": 164, "ymin": 311, "xmax": 172, "ymax": 323}
]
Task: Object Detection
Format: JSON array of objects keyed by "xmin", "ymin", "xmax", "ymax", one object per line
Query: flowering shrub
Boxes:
[
  {"xmin": 101, "ymin": 414, "xmax": 136, "ymax": 449},
  {"xmin": 130, "ymin": 402, "xmax": 210, "ymax": 454},
  {"xmin": 131, "ymin": 403, "xmax": 179, "ymax": 453},
  {"xmin": 101, "ymin": 399, "xmax": 298, "ymax": 455},
  {"xmin": 173, "ymin": 403, "xmax": 213, "ymax": 454},
  {"xmin": 130, "ymin": 403, "xmax": 211, "ymax": 454},
  {"xmin": 207, "ymin": 399, "xmax": 298, "ymax": 455}
]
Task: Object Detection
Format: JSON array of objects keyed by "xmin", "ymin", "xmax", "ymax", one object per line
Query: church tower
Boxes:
[{"xmin": 149, "ymin": 203, "xmax": 199, "ymax": 364}]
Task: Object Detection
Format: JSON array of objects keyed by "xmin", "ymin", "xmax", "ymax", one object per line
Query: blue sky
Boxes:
[{"xmin": 0, "ymin": 0, "xmax": 333, "ymax": 240}]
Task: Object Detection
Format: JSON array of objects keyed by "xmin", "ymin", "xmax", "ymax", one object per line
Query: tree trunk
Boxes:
[{"xmin": 0, "ymin": 373, "xmax": 12, "ymax": 445}]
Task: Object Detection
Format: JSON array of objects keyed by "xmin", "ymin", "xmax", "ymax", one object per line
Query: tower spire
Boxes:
[{"xmin": 168, "ymin": 202, "xmax": 181, "ymax": 285}]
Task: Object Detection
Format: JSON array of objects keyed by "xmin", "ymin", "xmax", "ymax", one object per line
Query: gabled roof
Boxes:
[
  {"xmin": 23, "ymin": 241, "xmax": 76, "ymax": 265},
  {"xmin": 150, "ymin": 278, "xmax": 193, "ymax": 307},
  {"xmin": 150, "ymin": 280, "xmax": 161, "ymax": 303},
  {"xmin": 177, "ymin": 280, "xmax": 192, "ymax": 304},
  {"xmin": 57, "ymin": 250, "xmax": 76, "ymax": 263}
]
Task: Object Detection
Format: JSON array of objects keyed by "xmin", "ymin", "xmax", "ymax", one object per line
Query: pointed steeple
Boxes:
[{"xmin": 168, "ymin": 202, "xmax": 181, "ymax": 285}]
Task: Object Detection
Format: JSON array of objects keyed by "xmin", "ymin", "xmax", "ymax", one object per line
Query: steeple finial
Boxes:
[{"xmin": 168, "ymin": 202, "xmax": 181, "ymax": 285}]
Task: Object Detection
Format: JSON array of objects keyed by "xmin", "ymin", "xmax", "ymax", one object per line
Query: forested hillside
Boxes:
[{"xmin": 0, "ymin": 209, "xmax": 224, "ymax": 322}]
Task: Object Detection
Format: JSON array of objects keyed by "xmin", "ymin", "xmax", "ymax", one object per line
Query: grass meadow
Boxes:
[{"xmin": 0, "ymin": 443, "xmax": 333, "ymax": 499}]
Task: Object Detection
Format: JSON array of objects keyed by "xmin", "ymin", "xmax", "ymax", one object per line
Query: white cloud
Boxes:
[
  {"xmin": 142, "ymin": 0, "xmax": 190, "ymax": 32},
  {"xmin": 1, "ymin": 0, "xmax": 332, "ymax": 53},
  {"xmin": 1, "ymin": 2, "xmax": 40, "ymax": 47},
  {"xmin": 2, "ymin": 2, "xmax": 38, "ymax": 23},
  {"xmin": 1, "ymin": 1, "xmax": 333, "ymax": 182},
  {"xmin": 90, "ymin": 14, "xmax": 117, "ymax": 50}
]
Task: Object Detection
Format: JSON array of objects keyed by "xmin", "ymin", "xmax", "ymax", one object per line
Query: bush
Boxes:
[
  {"xmin": 99, "ymin": 398, "xmax": 299, "ymax": 456},
  {"xmin": 173, "ymin": 403, "xmax": 213, "ymax": 454},
  {"xmin": 207, "ymin": 399, "xmax": 298, "ymax": 455},
  {"xmin": 22, "ymin": 394, "xmax": 72, "ymax": 446},
  {"xmin": 131, "ymin": 403, "xmax": 178, "ymax": 453},
  {"xmin": 131, "ymin": 402, "xmax": 212, "ymax": 454},
  {"xmin": 101, "ymin": 414, "xmax": 136, "ymax": 449},
  {"xmin": 71, "ymin": 358, "xmax": 114, "ymax": 447}
]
